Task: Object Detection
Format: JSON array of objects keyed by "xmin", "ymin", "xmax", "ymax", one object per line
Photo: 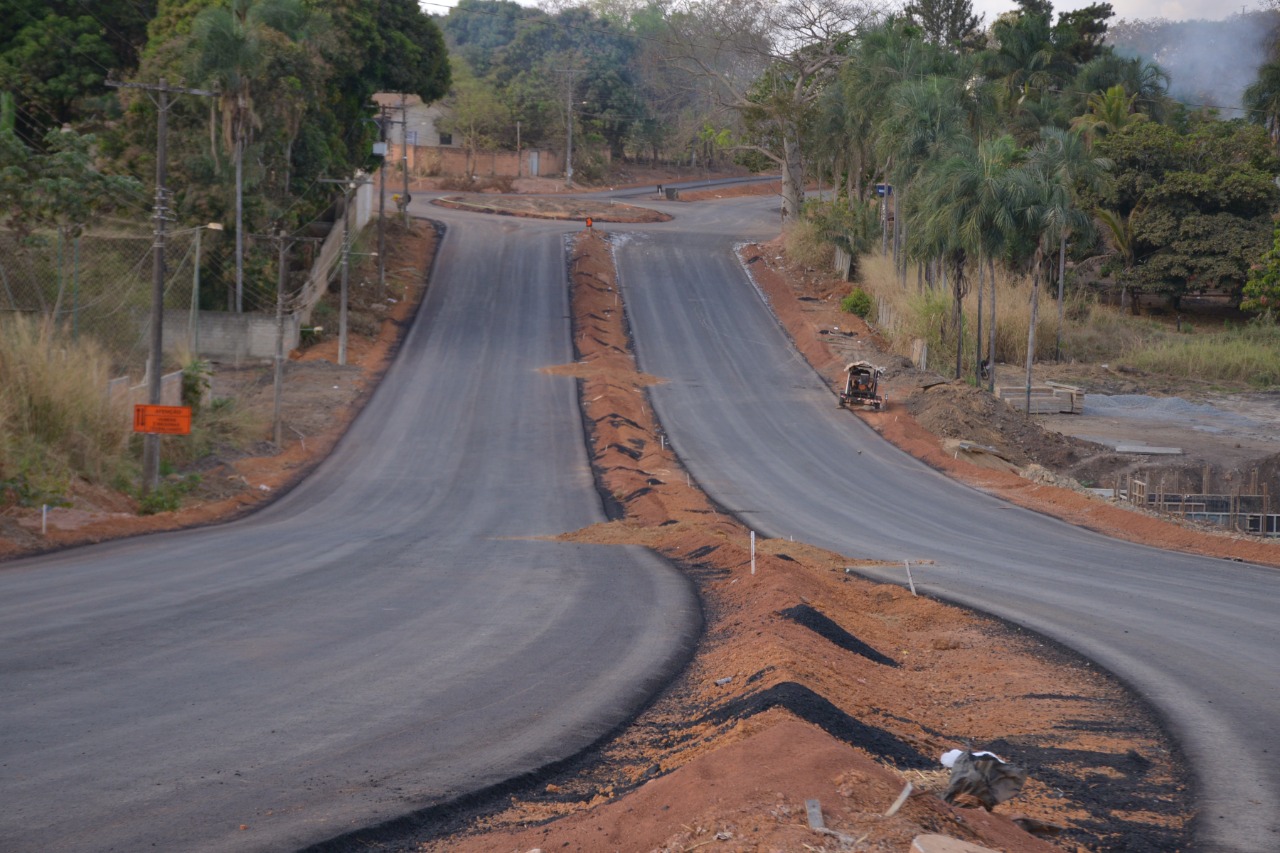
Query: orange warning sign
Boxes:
[{"xmin": 133, "ymin": 405, "xmax": 192, "ymax": 435}]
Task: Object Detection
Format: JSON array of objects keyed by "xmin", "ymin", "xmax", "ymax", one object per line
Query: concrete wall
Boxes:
[
  {"xmin": 167, "ymin": 308, "xmax": 301, "ymax": 363},
  {"xmin": 399, "ymin": 144, "xmax": 564, "ymax": 180}
]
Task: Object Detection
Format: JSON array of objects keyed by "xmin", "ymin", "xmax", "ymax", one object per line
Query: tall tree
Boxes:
[
  {"xmin": 666, "ymin": 0, "xmax": 879, "ymax": 219},
  {"xmin": 915, "ymin": 133, "xmax": 1022, "ymax": 381},
  {"xmin": 191, "ymin": 0, "xmax": 312, "ymax": 313},
  {"xmin": 1244, "ymin": 60, "xmax": 1280, "ymax": 147},
  {"xmin": 0, "ymin": 127, "xmax": 142, "ymax": 319},
  {"xmin": 901, "ymin": 0, "xmax": 983, "ymax": 52}
]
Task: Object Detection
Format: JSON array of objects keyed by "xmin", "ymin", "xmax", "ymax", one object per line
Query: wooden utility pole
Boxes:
[{"xmin": 108, "ymin": 78, "xmax": 215, "ymax": 495}]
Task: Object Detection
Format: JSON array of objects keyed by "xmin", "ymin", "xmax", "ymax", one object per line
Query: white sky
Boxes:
[
  {"xmin": 970, "ymin": 0, "xmax": 1263, "ymax": 23},
  {"xmin": 420, "ymin": 0, "xmax": 1266, "ymax": 21}
]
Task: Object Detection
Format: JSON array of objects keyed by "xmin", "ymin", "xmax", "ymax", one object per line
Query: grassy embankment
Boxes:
[
  {"xmin": 784, "ymin": 219, "xmax": 1280, "ymax": 387},
  {"xmin": 0, "ymin": 315, "xmax": 258, "ymax": 512}
]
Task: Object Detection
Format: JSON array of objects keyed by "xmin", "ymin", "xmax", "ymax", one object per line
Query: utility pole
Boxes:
[
  {"xmin": 400, "ymin": 93, "xmax": 410, "ymax": 226},
  {"xmin": 565, "ymin": 86, "xmax": 574, "ymax": 188},
  {"xmin": 274, "ymin": 226, "xmax": 288, "ymax": 447},
  {"xmin": 108, "ymin": 77, "xmax": 214, "ymax": 495},
  {"xmin": 554, "ymin": 69, "xmax": 584, "ymax": 188},
  {"xmin": 319, "ymin": 175, "xmax": 371, "ymax": 366},
  {"xmin": 377, "ymin": 105, "xmax": 388, "ymax": 302},
  {"xmin": 253, "ymin": 226, "xmax": 321, "ymax": 447}
]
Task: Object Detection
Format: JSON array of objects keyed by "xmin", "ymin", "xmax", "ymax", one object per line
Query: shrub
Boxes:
[{"xmin": 840, "ymin": 288, "xmax": 872, "ymax": 317}]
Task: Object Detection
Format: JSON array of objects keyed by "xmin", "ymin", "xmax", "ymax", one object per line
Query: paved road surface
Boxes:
[
  {"xmin": 612, "ymin": 196, "xmax": 1279, "ymax": 853},
  {"xmin": 0, "ymin": 212, "xmax": 698, "ymax": 852}
]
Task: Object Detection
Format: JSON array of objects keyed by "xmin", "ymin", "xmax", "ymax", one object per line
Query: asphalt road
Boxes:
[
  {"xmin": 0, "ymin": 212, "xmax": 698, "ymax": 852},
  {"xmin": 612, "ymin": 196, "xmax": 1280, "ymax": 853}
]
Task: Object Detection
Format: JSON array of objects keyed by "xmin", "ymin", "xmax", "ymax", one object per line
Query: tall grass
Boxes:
[
  {"xmin": 858, "ymin": 254, "xmax": 1064, "ymax": 374},
  {"xmin": 1127, "ymin": 322, "xmax": 1280, "ymax": 386},
  {"xmin": 852, "ymin": 252, "xmax": 1278, "ymax": 387},
  {"xmin": 0, "ymin": 315, "xmax": 132, "ymax": 502}
]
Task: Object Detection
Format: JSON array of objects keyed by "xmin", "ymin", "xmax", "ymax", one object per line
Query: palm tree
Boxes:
[
  {"xmin": 1072, "ymin": 55, "xmax": 1170, "ymax": 124},
  {"xmin": 915, "ymin": 133, "xmax": 1022, "ymax": 380},
  {"xmin": 1031, "ymin": 127, "xmax": 1109, "ymax": 361},
  {"xmin": 192, "ymin": 0, "xmax": 308, "ymax": 312},
  {"xmin": 1071, "ymin": 84, "xmax": 1147, "ymax": 145},
  {"xmin": 1013, "ymin": 129, "xmax": 1103, "ymax": 411},
  {"xmin": 877, "ymin": 74, "xmax": 969, "ymax": 287}
]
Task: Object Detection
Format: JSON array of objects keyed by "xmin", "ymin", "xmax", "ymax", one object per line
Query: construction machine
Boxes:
[{"xmin": 838, "ymin": 361, "xmax": 885, "ymax": 411}]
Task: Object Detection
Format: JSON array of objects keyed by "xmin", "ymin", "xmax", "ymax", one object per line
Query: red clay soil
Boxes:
[
  {"xmin": 739, "ymin": 241, "xmax": 1280, "ymax": 570},
  {"xmin": 677, "ymin": 180, "xmax": 783, "ymax": 202},
  {"xmin": 404, "ymin": 230, "xmax": 1190, "ymax": 853},
  {"xmin": 432, "ymin": 194, "xmax": 670, "ymax": 223}
]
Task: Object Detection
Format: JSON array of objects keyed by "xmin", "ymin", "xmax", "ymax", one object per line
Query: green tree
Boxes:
[
  {"xmin": 1027, "ymin": 126, "xmax": 1108, "ymax": 359},
  {"xmin": 441, "ymin": 60, "xmax": 511, "ymax": 175},
  {"xmin": 1244, "ymin": 60, "xmax": 1280, "ymax": 148},
  {"xmin": 666, "ymin": 0, "xmax": 877, "ymax": 219},
  {"xmin": 1242, "ymin": 223, "xmax": 1280, "ymax": 316},
  {"xmin": 1097, "ymin": 120, "xmax": 1280, "ymax": 307},
  {"xmin": 0, "ymin": 0, "xmax": 158, "ymax": 136},
  {"xmin": 0, "ymin": 127, "xmax": 142, "ymax": 319},
  {"xmin": 914, "ymin": 133, "xmax": 1023, "ymax": 381},
  {"xmin": 1070, "ymin": 84, "xmax": 1147, "ymax": 145},
  {"xmin": 902, "ymin": 0, "xmax": 983, "ymax": 52},
  {"xmin": 192, "ymin": 0, "xmax": 313, "ymax": 312}
]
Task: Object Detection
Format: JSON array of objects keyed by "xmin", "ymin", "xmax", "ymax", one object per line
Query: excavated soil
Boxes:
[{"xmin": 432, "ymin": 194, "xmax": 670, "ymax": 223}]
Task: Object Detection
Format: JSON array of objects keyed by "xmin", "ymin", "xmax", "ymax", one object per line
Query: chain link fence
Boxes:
[{"xmin": 0, "ymin": 224, "xmax": 294, "ymax": 377}]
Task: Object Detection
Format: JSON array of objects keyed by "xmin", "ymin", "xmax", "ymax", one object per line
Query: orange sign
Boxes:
[{"xmin": 133, "ymin": 405, "xmax": 192, "ymax": 435}]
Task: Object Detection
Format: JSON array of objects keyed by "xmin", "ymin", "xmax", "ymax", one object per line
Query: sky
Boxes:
[
  {"xmin": 419, "ymin": 0, "xmax": 1266, "ymax": 21},
  {"xmin": 969, "ymin": 0, "xmax": 1263, "ymax": 24}
]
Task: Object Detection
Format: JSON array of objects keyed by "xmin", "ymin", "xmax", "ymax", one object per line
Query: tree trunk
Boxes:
[
  {"xmin": 235, "ymin": 125, "xmax": 244, "ymax": 313},
  {"xmin": 1055, "ymin": 236, "xmax": 1066, "ymax": 362},
  {"xmin": 1024, "ymin": 248, "xmax": 1043, "ymax": 417},
  {"xmin": 988, "ymin": 256, "xmax": 997, "ymax": 393},
  {"xmin": 781, "ymin": 128, "xmax": 804, "ymax": 220},
  {"xmin": 975, "ymin": 255, "xmax": 984, "ymax": 386},
  {"xmin": 952, "ymin": 259, "xmax": 964, "ymax": 380}
]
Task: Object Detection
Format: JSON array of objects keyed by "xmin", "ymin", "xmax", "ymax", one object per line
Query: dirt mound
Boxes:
[
  {"xmin": 905, "ymin": 380, "xmax": 1105, "ymax": 471},
  {"xmin": 432, "ymin": 194, "xmax": 670, "ymax": 223}
]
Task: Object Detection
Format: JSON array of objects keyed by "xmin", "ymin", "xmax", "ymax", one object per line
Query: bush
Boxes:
[
  {"xmin": 840, "ymin": 288, "xmax": 872, "ymax": 317},
  {"xmin": 0, "ymin": 315, "xmax": 130, "ymax": 495}
]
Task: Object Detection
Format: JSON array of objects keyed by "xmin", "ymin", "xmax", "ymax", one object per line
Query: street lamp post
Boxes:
[{"xmin": 190, "ymin": 222, "xmax": 223, "ymax": 357}]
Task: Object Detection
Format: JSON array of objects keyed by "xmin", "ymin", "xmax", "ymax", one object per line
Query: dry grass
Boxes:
[
  {"xmin": 1127, "ymin": 322, "xmax": 1280, "ymax": 386},
  {"xmin": 0, "ymin": 315, "xmax": 132, "ymax": 502},
  {"xmin": 853, "ymin": 253, "xmax": 1278, "ymax": 386}
]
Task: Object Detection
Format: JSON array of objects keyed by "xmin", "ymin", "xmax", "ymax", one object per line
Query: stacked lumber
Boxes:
[{"xmin": 996, "ymin": 382, "xmax": 1084, "ymax": 414}]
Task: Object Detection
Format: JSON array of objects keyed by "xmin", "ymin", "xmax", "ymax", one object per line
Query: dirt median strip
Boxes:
[{"xmin": 407, "ymin": 229, "xmax": 1190, "ymax": 853}]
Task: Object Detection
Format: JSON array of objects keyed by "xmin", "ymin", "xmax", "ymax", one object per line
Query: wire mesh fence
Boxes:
[{"xmin": 0, "ymin": 224, "xmax": 297, "ymax": 377}]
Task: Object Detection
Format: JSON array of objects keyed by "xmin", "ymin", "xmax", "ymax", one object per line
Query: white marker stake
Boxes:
[
  {"xmin": 750, "ymin": 530, "xmax": 757, "ymax": 575},
  {"xmin": 904, "ymin": 560, "xmax": 917, "ymax": 596},
  {"xmin": 42, "ymin": 504, "xmax": 47, "ymax": 535}
]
